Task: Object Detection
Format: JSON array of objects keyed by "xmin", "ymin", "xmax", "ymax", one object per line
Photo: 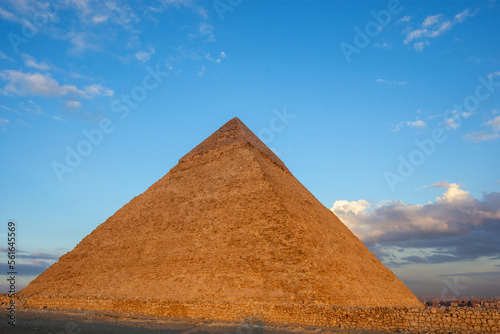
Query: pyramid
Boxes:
[{"xmin": 22, "ymin": 117, "xmax": 421, "ymax": 307}]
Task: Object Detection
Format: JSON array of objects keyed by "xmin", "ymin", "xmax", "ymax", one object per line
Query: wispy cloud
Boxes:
[
  {"xmin": 403, "ymin": 9, "xmax": 477, "ymax": 51},
  {"xmin": 65, "ymin": 0, "xmax": 138, "ymax": 29},
  {"xmin": 464, "ymin": 115, "xmax": 500, "ymax": 143},
  {"xmin": 0, "ymin": 116, "xmax": 9, "ymax": 126},
  {"xmin": 373, "ymin": 42, "xmax": 392, "ymax": 49},
  {"xmin": 454, "ymin": 8, "xmax": 477, "ymax": 23},
  {"xmin": 464, "ymin": 131, "xmax": 499, "ymax": 142},
  {"xmin": 53, "ymin": 115, "xmax": 67, "ymax": 122},
  {"xmin": 135, "ymin": 46, "xmax": 156, "ymax": 62},
  {"xmin": 20, "ymin": 100, "xmax": 43, "ymax": 115},
  {"xmin": 0, "ymin": 50, "xmax": 13, "ymax": 62},
  {"xmin": 0, "ymin": 6, "xmax": 22, "ymax": 23},
  {"xmin": 198, "ymin": 22, "xmax": 215, "ymax": 42},
  {"xmin": 197, "ymin": 65, "xmax": 206, "ymax": 77},
  {"xmin": 216, "ymin": 51, "xmax": 227, "ymax": 63},
  {"xmin": 66, "ymin": 31, "xmax": 100, "ymax": 56},
  {"xmin": 392, "ymin": 114, "xmax": 426, "ymax": 132},
  {"xmin": 399, "ymin": 15, "xmax": 411, "ymax": 23},
  {"xmin": 392, "ymin": 121, "xmax": 403, "ymax": 133},
  {"xmin": 0, "ymin": 104, "xmax": 13, "ymax": 111},
  {"xmin": 489, "ymin": 71, "xmax": 500, "ymax": 79},
  {"xmin": 0, "ymin": 70, "xmax": 113, "ymax": 100},
  {"xmin": 21, "ymin": 54, "xmax": 53, "ymax": 71},
  {"xmin": 376, "ymin": 79, "xmax": 408, "ymax": 85},
  {"xmin": 0, "ymin": 1, "xmax": 56, "ymax": 30}
]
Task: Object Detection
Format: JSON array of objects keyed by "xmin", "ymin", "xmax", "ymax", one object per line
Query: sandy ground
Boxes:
[{"xmin": 0, "ymin": 309, "xmax": 406, "ymax": 334}]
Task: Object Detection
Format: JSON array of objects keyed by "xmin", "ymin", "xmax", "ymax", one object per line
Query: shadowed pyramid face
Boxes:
[{"xmin": 22, "ymin": 117, "xmax": 422, "ymax": 307}]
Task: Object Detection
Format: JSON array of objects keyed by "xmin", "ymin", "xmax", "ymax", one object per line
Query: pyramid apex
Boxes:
[{"xmin": 179, "ymin": 117, "xmax": 287, "ymax": 169}]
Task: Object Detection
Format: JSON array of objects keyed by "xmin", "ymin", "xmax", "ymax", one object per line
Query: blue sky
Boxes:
[{"xmin": 0, "ymin": 0, "xmax": 499, "ymax": 298}]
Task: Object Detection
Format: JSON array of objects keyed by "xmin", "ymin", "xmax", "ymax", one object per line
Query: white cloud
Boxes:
[
  {"xmin": 0, "ymin": 70, "xmax": 84, "ymax": 97},
  {"xmin": 427, "ymin": 20, "xmax": 452, "ymax": 38},
  {"xmin": 404, "ymin": 29, "xmax": 427, "ymax": 44},
  {"xmin": 462, "ymin": 111, "xmax": 474, "ymax": 119},
  {"xmin": 331, "ymin": 200, "xmax": 370, "ymax": 215},
  {"xmin": 436, "ymin": 183, "xmax": 471, "ymax": 204},
  {"xmin": 443, "ymin": 115, "xmax": 460, "ymax": 130},
  {"xmin": 65, "ymin": 100, "xmax": 82, "ymax": 110},
  {"xmin": 21, "ymin": 54, "xmax": 52, "ymax": 71},
  {"xmin": 0, "ymin": 70, "xmax": 113, "ymax": 99},
  {"xmin": 332, "ymin": 184, "xmax": 500, "ymax": 268},
  {"xmin": 92, "ymin": 15, "xmax": 108, "ymax": 23},
  {"xmin": 331, "ymin": 183, "xmax": 499, "ymax": 244},
  {"xmin": 464, "ymin": 115, "xmax": 500, "ymax": 143},
  {"xmin": 0, "ymin": 116, "xmax": 9, "ymax": 125},
  {"xmin": 407, "ymin": 120, "xmax": 426, "ymax": 128},
  {"xmin": 84, "ymin": 84, "xmax": 114, "ymax": 97},
  {"xmin": 422, "ymin": 14, "xmax": 443, "ymax": 27},
  {"xmin": 135, "ymin": 46, "xmax": 156, "ymax": 62}
]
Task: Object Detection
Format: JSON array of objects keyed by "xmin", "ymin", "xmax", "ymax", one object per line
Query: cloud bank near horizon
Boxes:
[{"xmin": 332, "ymin": 182, "xmax": 500, "ymax": 267}]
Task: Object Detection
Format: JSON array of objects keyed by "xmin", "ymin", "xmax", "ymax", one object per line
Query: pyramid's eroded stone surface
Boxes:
[{"xmin": 22, "ymin": 117, "xmax": 422, "ymax": 308}]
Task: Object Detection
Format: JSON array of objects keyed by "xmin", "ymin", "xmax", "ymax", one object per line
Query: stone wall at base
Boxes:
[{"xmin": 5, "ymin": 295, "xmax": 500, "ymax": 333}]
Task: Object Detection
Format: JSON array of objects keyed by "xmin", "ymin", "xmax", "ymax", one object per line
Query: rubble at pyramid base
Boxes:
[{"xmin": 8, "ymin": 294, "xmax": 499, "ymax": 333}]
